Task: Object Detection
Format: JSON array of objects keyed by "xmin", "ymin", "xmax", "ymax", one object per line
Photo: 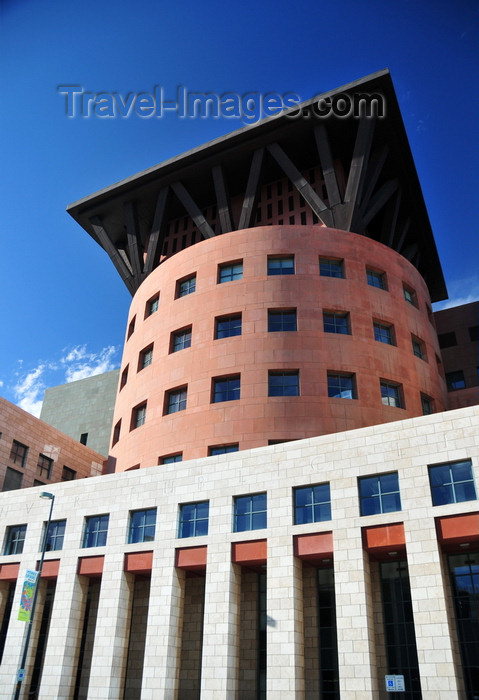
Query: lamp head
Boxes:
[{"xmin": 40, "ymin": 492, "xmax": 54, "ymax": 500}]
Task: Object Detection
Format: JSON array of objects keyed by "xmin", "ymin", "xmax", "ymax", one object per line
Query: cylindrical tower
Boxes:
[{"xmin": 109, "ymin": 226, "xmax": 446, "ymax": 471}]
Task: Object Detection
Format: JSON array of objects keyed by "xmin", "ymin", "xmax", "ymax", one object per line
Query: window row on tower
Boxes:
[
  {"xmin": 125, "ymin": 253, "xmax": 434, "ymax": 341},
  {"xmin": 122, "ymin": 309, "xmax": 430, "ymax": 386},
  {"xmin": 112, "ymin": 371, "xmax": 437, "ymax": 448}
]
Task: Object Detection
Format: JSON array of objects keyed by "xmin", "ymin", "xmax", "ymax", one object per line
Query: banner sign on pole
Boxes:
[{"xmin": 18, "ymin": 570, "xmax": 38, "ymax": 622}]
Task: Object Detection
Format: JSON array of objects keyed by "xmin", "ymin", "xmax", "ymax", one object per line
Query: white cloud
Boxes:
[
  {"xmin": 11, "ymin": 344, "xmax": 120, "ymax": 417},
  {"xmin": 433, "ymin": 275, "xmax": 479, "ymax": 311},
  {"xmin": 62, "ymin": 346, "xmax": 88, "ymax": 363},
  {"xmin": 63, "ymin": 345, "xmax": 117, "ymax": 383},
  {"xmin": 13, "ymin": 364, "xmax": 46, "ymax": 418}
]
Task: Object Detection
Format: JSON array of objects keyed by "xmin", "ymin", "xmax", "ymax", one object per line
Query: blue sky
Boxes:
[{"xmin": 0, "ymin": 0, "xmax": 477, "ymax": 416}]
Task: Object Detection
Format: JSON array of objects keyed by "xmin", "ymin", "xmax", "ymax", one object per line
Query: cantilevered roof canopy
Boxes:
[{"xmin": 67, "ymin": 70, "xmax": 447, "ymax": 301}]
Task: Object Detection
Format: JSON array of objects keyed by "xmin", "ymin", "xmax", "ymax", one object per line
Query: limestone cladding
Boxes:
[{"xmin": 0, "ymin": 406, "xmax": 477, "ymax": 699}]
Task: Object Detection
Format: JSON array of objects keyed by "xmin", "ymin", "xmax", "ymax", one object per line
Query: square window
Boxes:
[
  {"xmin": 421, "ymin": 394, "xmax": 434, "ymax": 415},
  {"xmin": 128, "ymin": 508, "xmax": 157, "ymax": 543},
  {"xmin": 179, "ymin": 501, "xmax": 209, "ymax": 538},
  {"xmin": 37, "ymin": 454, "xmax": 53, "ymax": 480},
  {"xmin": 267, "ymin": 256, "xmax": 294, "ymax": 275},
  {"xmin": 45, "ymin": 519, "xmax": 66, "ymax": 551},
  {"xmin": 294, "ymin": 484, "xmax": 331, "ymax": 524},
  {"xmin": 10, "ymin": 440, "xmax": 28, "ymax": 467},
  {"xmin": 403, "ymin": 285, "xmax": 418, "ymax": 307},
  {"xmin": 2, "ymin": 467, "xmax": 23, "ymax": 491},
  {"xmin": 160, "ymin": 453, "xmax": 183, "ymax": 464},
  {"xmin": 438, "ymin": 332, "xmax": 457, "ymax": 349},
  {"xmin": 366, "ymin": 268, "xmax": 387, "ymax": 290},
  {"xmin": 127, "ymin": 316, "xmax": 136, "ymax": 339},
  {"xmin": 323, "ymin": 312, "xmax": 350, "ymax": 335},
  {"xmin": 82, "ymin": 515, "xmax": 109, "ymax": 548},
  {"xmin": 112, "ymin": 420, "xmax": 121, "ymax": 446},
  {"xmin": 429, "ymin": 460, "xmax": 477, "ymax": 506},
  {"xmin": 139, "ymin": 345, "xmax": 153, "ymax": 370},
  {"xmin": 209, "ymin": 444, "xmax": 239, "ymax": 456},
  {"xmin": 171, "ymin": 327, "xmax": 192, "ymax": 352},
  {"xmin": 327, "ymin": 373, "xmax": 356, "ymax": 399},
  {"xmin": 268, "ymin": 370, "xmax": 299, "ymax": 397},
  {"xmin": 359, "ymin": 473, "xmax": 401, "ymax": 516},
  {"xmin": 62, "ymin": 466, "xmax": 76, "ymax": 481},
  {"xmin": 212, "ymin": 375, "xmax": 240, "ymax": 403},
  {"xmin": 469, "ymin": 325, "xmax": 479, "ymax": 342},
  {"xmin": 165, "ymin": 387, "xmax": 187, "ymax": 414},
  {"xmin": 234, "ymin": 493, "xmax": 267, "ymax": 532},
  {"xmin": 120, "ymin": 365, "xmax": 129, "ymax": 390},
  {"xmin": 4, "ymin": 524, "xmax": 27, "ymax": 554},
  {"xmin": 380, "ymin": 380, "xmax": 403, "ymax": 408},
  {"xmin": 373, "ymin": 322, "xmax": 395, "ymax": 345},
  {"xmin": 132, "ymin": 403, "xmax": 147, "ymax": 428},
  {"xmin": 446, "ymin": 370, "xmax": 466, "ymax": 391},
  {"xmin": 145, "ymin": 294, "xmax": 159, "ymax": 318},
  {"xmin": 412, "ymin": 335, "xmax": 426, "ymax": 359},
  {"xmin": 268, "ymin": 309, "xmax": 297, "ymax": 332},
  {"xmin": 319, "ymin": 258, "xmax": 344, "ymax": 278},
  {"xmin": 177, "ymin": 274, "xmax": 196, "ymax": 298},
  {"xmin": 218, "ymin": 261, "xmax": 243, "ymax": 283},
  {"xmin": 215, "ymin": 314, "xmax": 242, "ymax": 339}
]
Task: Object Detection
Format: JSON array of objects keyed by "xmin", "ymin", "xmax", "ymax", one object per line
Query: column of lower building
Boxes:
[
  {"xmin": 85, "ymin": 549, "xmax": 135, "ymax": 699},
  {"xmin": 200, "ymin": 538, "xmax": 241, "ymax": 698},
  {"xmin": 404, "ymin": 517, "xmax": 462, "ymax": 698},
  {"xmin": 140, "ymin": 542, "xmax": 185, "ymax": 699},
  {"xmin": 266, "ymin": 530, "xmax": 305, "ymax": 697},
  {"xmin": 333, "ymin": 524, "xmax": 379, "ymax": 699},
  {"xmin": 36, "ymin": 559, "xmax": 89, "ymax": 700}
]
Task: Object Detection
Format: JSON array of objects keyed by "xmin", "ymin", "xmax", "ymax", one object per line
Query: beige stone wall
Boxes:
[{"xmin": 0, "ymin": 405, "xmax": 477, "ymax": 699}]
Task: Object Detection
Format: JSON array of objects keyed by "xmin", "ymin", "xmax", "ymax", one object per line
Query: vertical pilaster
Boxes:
[
  {"xmin": 140, "ymin": 552, "xmax": 185, "ymax": 700},
  {"xmin": 86, "ymin": 552, "xmax": 135, "ymax": 699},
  {"xmin": 200, "ymin": 539, "xmax": 241, "ymax": 698},
  {"xmin": 405, "ymin": 518, "xmax": 461, "ymax": 699},
  {"xmin": 37, "ymin": 565, "xmax": 90, "ymax": 699},
  {"xmin": 266, "ymin": 536, "xmax": 305, "ymax": 699},
  {"xmin": 334, "ymin": 527, "xmax": 378, "ymax": 699}
]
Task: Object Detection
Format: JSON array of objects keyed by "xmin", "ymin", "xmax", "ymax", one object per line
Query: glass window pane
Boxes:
[
  {"xmin": 359, "ymin": 477, "xmax": 380, "ymax": 498},
  {"xmin": 295, "ymin": 507, "xmax": 311, "ymax": 525},
  {"xmin": 432, "ymin": 484, "xmax": 454, "ymax": 505},
  {"xmin": 380, "ymin": 473, "xmax": 399, "ymax": 493},
  {"xmin": 314, "ymin": 503, "xmax": 331, "ymax": 521},
  {"xmin": 295, "ymin": 487, "xmax": 312, "ymax": 507},
  {"xmin": 252, "ymin": 511, "xmax": 267, "ymax": 530},
  {"xmin": 453, "ymin": 461, "xmax": 474, "ymax": 482},
  {"xmin": 235, "ymin": 514, "xmax": 249, "ymax": 532},
  {"xmin": 429, "ymin": 465, "xmax": 450, "ymax": 487},
  {"xmin": 235, "ymin": 496, "xmax": 250, "ymax": 515},
  {"xmin": 382, "ymin": 493, "xmax": 401, "ymax": 513},
  {"xmin": 253, "ymin": 493, "xmax": 267, "ymax": 511},
  {"xmin": 361, "ymin": 496, "xmax": 380, "ymax": 516},
  {"xmin": 454, "ymin": 482, "xmax": 476, "ymax": 502}
]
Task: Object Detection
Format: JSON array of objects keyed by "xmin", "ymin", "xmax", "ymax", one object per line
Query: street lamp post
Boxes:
[{"xmin": 13, "ymin": 492, "xmax": 55, "ymax": 700}]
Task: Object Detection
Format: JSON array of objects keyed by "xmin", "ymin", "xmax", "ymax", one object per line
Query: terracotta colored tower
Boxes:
[{"xmin": 68, "ymin": 70, "xmax": 448, "ymax": 472}]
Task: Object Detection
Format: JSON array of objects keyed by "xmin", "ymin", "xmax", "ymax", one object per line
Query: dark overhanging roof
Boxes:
[{"xmin": 67, "ymin": 69, "xmax": 447, "ymax": 301}]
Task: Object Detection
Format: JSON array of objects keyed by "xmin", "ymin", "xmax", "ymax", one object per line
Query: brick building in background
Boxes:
[{"xmin": 0, "ymin": 71, "xmax": 477, "ymax": 700}]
